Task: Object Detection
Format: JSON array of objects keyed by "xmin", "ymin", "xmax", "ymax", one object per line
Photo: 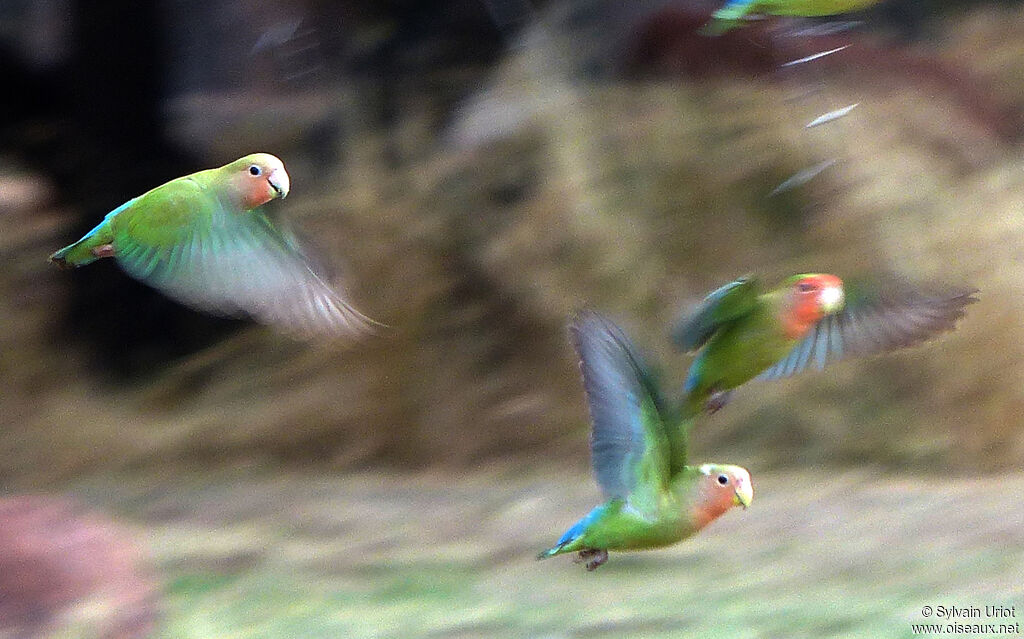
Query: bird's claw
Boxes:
[
  {"xmin": 706, "ymin": 389, "xmax": 733, "ymax": 414},
  {"xmin": 49, "ymin": 255, "xmax": 72, "ymax": 269},
  {"xmin": 574, "ymin": 548, "xmax": 609, "ymax": 571}
]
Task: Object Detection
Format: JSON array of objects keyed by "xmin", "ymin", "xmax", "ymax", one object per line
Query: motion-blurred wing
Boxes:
[
  {"xmin": 671, "ymin": 276, "xmax": 760, "ymax": 352},
  {"xmin": 114, "ymin": 181, "xmax": 377, "ymax": 339},
  {"xmin": 758, "ymin": 285, "xmax": 977, "ymax": 381},
  {"xmin": 571, "ymin": 312, "xmax": 672, "ymax": 503}
]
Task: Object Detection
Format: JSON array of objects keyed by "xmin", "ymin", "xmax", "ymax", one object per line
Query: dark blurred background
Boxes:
[{"xmin": 1, "ymin": 1, "xmax": 1023, "ymax": 637}]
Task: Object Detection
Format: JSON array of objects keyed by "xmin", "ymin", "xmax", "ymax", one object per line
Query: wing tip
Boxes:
[
  {"xmin": 263, "ymin": 295, "xmax": 386, "ymax": 342},
  {"xmin": 569, "ymin": 309, "xmax": 622, "ymax": 348}
]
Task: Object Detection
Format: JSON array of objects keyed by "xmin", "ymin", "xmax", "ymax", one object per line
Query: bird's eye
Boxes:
[
  {"xmin": 797, "ymin": 282, "xmax": 815, "ymax": 293},
  {"xmin": 249, "ymin": 165, "xmax": 262, "ymax": 176},
  {"xmin": 717, "ymin": 474, "xmax": 729, "ymax": 486}
]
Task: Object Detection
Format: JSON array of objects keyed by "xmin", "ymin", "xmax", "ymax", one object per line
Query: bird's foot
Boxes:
[
  {"xmin": 572, "ymin": 549, "xmax": 596, "ymax": 564},
  {"xmin": 585, "ymin": 549, "xmax": 608, "ymax": 571},
  {"xmin": 91, "ymin": 244, "xmax": 115, "ymax": 258},
  {"xmin": 49, "ymin": 254, "xmax": 72, "ymax": 269},
  {"xmin": 706, "ymin": 389, "xmax": 733, "ymax": 414},
  {"xmin": 574, "ymin": 548, "xmax": 609, "ymax": 571}
]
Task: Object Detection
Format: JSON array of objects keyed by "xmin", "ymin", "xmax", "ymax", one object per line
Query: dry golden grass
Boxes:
[{"xmin": 2, "ymin": 5, "xmax": 1024, "ymax": 481}]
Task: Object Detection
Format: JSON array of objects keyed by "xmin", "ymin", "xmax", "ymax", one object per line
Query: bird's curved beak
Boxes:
[
  {"xmin": 820, "ymin": 285, "xmax": 845, "ymax": 315},
  {"xmin": 268, "ymin": 167, "xmax": 290, "ymax": 200},
  {"xmin": 733, "ymin": 482, "xmax": 753, "ymax": 510}
]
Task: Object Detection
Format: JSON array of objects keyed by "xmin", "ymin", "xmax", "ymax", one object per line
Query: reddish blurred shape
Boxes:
[{"xmin": 0, "ymin": 496, "xmax": 158, "ymax": 639}]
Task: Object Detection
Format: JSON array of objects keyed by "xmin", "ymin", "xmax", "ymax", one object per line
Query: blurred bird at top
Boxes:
[
  {"xmin": 672, "ymin": 274, "xmax": 977, "ymax": 415},
  {"xmin": 538, "ymin": 312, "xmax": 752, "ymax": 571},
  {"xmin": 702, "ymin": 0, "xmax": 884, "ymax": 34},
  {"xmin": 50, "ymin": 153, "xmax": 378, "ymax": 339}
]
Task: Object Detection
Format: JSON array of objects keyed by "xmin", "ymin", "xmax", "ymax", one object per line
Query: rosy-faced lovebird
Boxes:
[
  {"xmin": 672, "ymin": 274, "xmax": 977, "ymax": 414},
  {"xmin": 537, "ymin": 311, "xmax": 752, "ymax": 571},
  {"xmin": 49, "ymin": 153, "xmax": 376, "ymax": 338},
  {"xmin": 703, "ymin": 0, "xmax": 884, "ymax": 34}
]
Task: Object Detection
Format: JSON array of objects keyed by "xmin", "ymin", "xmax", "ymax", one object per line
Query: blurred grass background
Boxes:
[
  {"xmin": 53, "ymin": 471, "xmax": 1024, "ymax": 638},
  {"xmin": 1, "ymin": 0, "xmax": 1023, "ymax": 637}
]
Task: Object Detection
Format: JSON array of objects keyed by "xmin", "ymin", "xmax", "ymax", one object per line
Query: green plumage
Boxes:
[
  {"xmin": 675, "ymin": 277, "xmax": 797, "ymax": 414},
  {"xmin": 672, "ymin": 275, "xmax": 977, "ymax": 416},
  {"xmin": 50, "ymin": 153, "xmax": 376, "ymax": 338},
  {"xmin": 539, "ymin": 466, "xmax": 710, "ymax": 557},
  {"xmin": 704, "ymin": 0, "xmax": 883, "ymax": 34},
  {"xmin": 538, "ymin": 312, "xmax": 751, "ymax": 570}
]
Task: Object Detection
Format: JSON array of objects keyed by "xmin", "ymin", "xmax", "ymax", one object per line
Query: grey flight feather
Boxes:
[
  {"xmin": 759, "ymin": 286, "xmax": 978, "ymax": 381},
  {"xmin": 115, "ymin": 188, "xmax": 378, "ymax": 339},
  {"xmin": 570, "ymin": 311, "xmax": 670, "ymax": 500}
]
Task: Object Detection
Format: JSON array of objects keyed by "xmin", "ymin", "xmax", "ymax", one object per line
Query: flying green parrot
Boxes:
[
  {"xmin": 703, "ymin": 0, "xmax": 884, "ymax": 34},
  {"xmin": 49, "ymin": 153, "xmax": 377, "ymax": 338},
  {"xmin": 537, "ymin": 311, "xmax": 752, "ymax": 571},
  {"xmin": 672, "ymin": 274, "xmax": 977, "ymax": 415}
]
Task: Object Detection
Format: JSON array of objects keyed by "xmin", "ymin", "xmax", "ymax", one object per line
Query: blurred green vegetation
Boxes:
[{"xmin": 54, "ymin": 470, "xmax": 1024, "ymax": 638}]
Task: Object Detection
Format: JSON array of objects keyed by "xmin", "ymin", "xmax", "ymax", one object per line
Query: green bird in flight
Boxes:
[
  {"xmin": 703, "ymin": 0, "xmax": 885, "ymax": 34},
  {"xmin": 538, "ymin": 311, "xmax": 752, "ymax": 571},
  {"xmin": 50, "ymin": 153, "xmax": 376, "ymax": 338},
  {"xmin": 672, "ymin": 274, "xmax": 977, "ymax": 415}
]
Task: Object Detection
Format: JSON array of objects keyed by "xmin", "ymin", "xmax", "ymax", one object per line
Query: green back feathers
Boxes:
[{"xmin": 671, "ymin": 277, "xmax": 761, "ymax": 352}]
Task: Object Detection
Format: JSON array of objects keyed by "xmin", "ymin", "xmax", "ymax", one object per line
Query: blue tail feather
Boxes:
[{"xmin": 537, "ymin": 505, "xmax": 607, "ymax": 560}]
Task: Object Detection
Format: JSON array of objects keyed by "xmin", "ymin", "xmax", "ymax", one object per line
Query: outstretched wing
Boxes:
[
  {"xmin": 759, "ymin": 284, "xmax": 977, "ymax": 380},
  {"xmin": 112, "ymin": 179, "xmax": 377, "ymax": 339},
  {"xmin": 671, "ymin": 276, "xmax": 761, "ymax": 352},
  {"xmin": 571, "ymin": 312, "xmax": 674, "ymax": 504}
]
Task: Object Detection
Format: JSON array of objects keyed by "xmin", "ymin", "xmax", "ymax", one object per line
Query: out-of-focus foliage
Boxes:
[{"xmin": 46, "ymin": 471, "xmax": 1024, "ymax": 638}]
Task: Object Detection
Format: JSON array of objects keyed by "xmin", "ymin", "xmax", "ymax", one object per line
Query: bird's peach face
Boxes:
[
  {"xmin": 699, "ymin": 464, "xmax": 753, "ymax": 510},
  {"xmin": 244, "ymin": 159, "xmax": 289, "ymax": 206},
  {"xmin": 792, "ymin": 273, "xmax": 844, "ymax": 314},
  {"xmin": 230, "ymin": 153, "xmax": 290, "ymax": 209},
  {"xmin": 787, "ymin": 273, "xmax": 845, "ymax": 330},
  {"xmin": 692, "ymin": 464, "xmax": 753, "ymax": 529}
]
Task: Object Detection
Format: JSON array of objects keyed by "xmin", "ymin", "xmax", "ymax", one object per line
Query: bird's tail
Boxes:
[
  {"xmin": 699, "ymin": 0, "xmax": 751, "ymax": 35},
  {"xmin": 698, "ymin": 16, "xmax": 739, "ymax": 36},
  {"xmin": 49, "ymin": 219, "xmax": 114, "ymax": 268},
  {"xmin": 537, "ymin": 512, "xmax": 594, "ymax": 560}
]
